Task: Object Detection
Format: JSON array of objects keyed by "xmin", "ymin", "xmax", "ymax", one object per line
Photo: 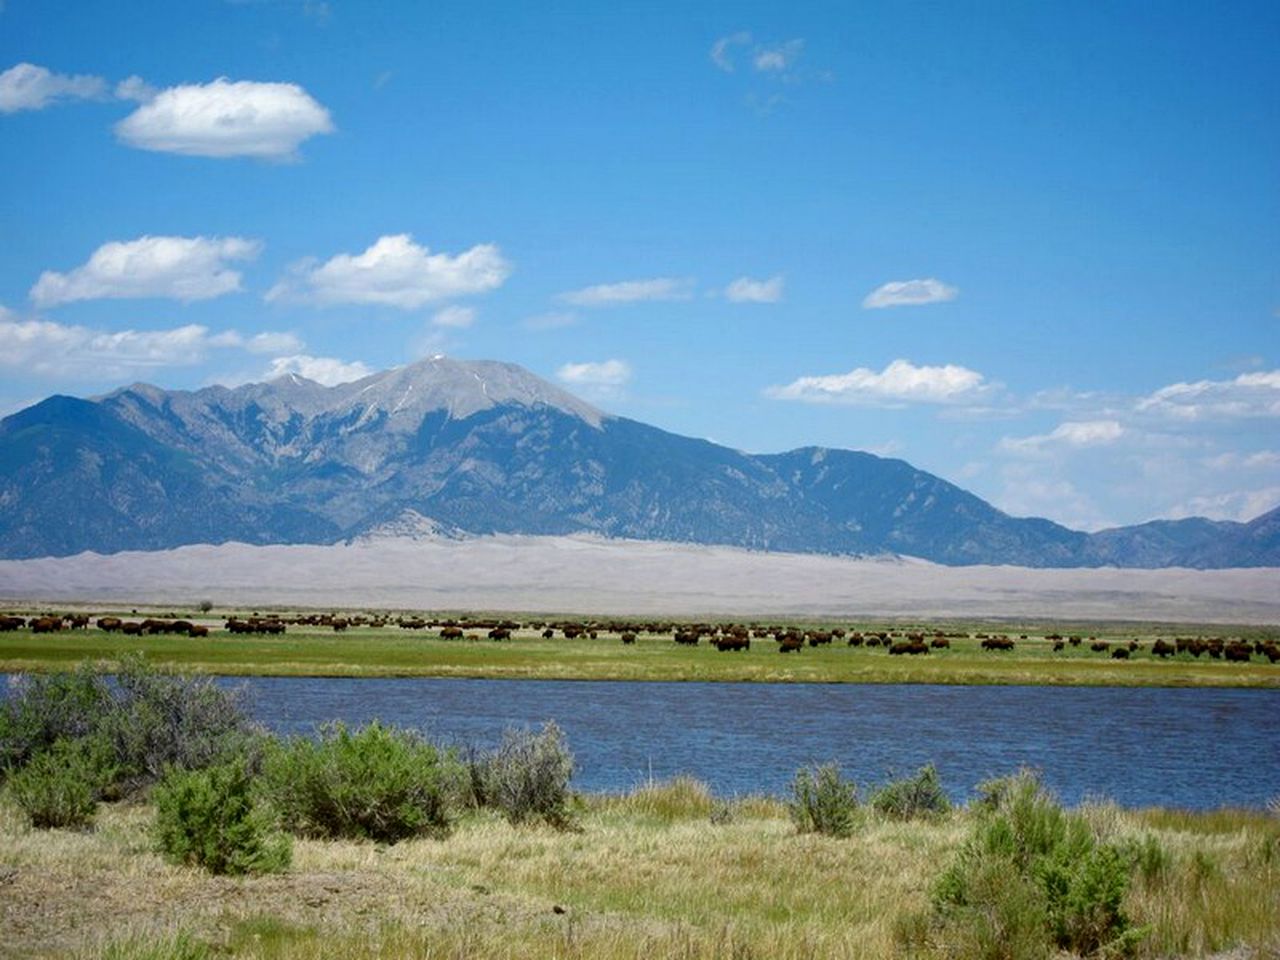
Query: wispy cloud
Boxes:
[
  {"xmin": 557, "ymin": 277, "xmax": 694, "ymax": 307},
  {"xmin": 0, "ymin": 63, "xmax": 107, "ymax": 113},
  {"xmin": 862, "ymin": 278, "xmax": 958, "ymax": 309},
  {"xmin": 0, "ymin": 314, "xmax": 302, "ymax": 378},
  {"xmin": 30, "ymin": 235, "xmax": 261, "ymax": 307},
  {"xmin": 267, "ymin": 234, "xmax": 510, "ymax": 309},
  {"xmin": 522, "ymin": 311, "xmax": 577, "ymax": 331},
  {"xmin": 724, "ymin": 274, "xmax": 783, "ymax": 303},
  {"xmin": 999, "ymin": 420, "xmax": 1125, "ymax": 455},
  {"xmin": 710, "ymin": 32, "xmax": 752, "ymax": 72},
  {"xmin": 710, "ymin": 33, "xmax": 805, "ymax": 78},
  {"xmin": 1136, "ymin": 370, "xmax": 1280, "ymax": 420},
  {"xmin": 753, "ymin": 39, "xmax": 804, "ymax": 73},
  {"xmin": 766, "ymin": 358, "xmax": 989, "ymax": 407},
  {"xmin": 556, "ymin": 359, "xmax": 632, "ymax": 387},
  {"xmin": 431, "ymin": 305, "xmax": 476, "ymax": 328},
  {"xmin": 115, "ymin": 78, "xmax": 334, "ymax": 159}
]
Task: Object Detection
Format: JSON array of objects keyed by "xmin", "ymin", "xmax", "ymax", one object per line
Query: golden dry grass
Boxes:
[{"xmin": 1, "ymin": 782, "xmax": 1277, "ymax": 960}]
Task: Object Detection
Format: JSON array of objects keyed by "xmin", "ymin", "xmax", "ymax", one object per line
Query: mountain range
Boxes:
[{"xmin": 1, "ymin": 356, "xmax": 1276, "ymax": 566}]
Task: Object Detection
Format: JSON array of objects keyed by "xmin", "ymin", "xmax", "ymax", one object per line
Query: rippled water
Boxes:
[{"xmin": 221, "ymin": 677, "xmax": 1280, "ymax": 809}]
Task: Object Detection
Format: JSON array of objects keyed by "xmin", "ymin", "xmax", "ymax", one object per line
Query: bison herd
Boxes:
[{"xmin": 1, "ymin": 609, "xmax": 1277, "ymax": 666}]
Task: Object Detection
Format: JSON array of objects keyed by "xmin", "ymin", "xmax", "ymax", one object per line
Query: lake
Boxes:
[{"xmin": 221, "ymin": 677, "xmax": 1280, "ymax": 809}]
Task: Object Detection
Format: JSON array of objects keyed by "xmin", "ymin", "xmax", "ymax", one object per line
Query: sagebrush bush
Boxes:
[
  {"xmin": 102, "ymin": 654, "xmax": 258, "ymax": 793},
  {"xmin": 871, "ymin": 764, "xmax": 951, "ymax": 820},
  {"xmin": 0, "ymin": 664, "xmax": 113, "ymax": 778},
  {"xmin": 261, "ymin": 721, "xmax": 462, "ymax": 843},
  {"xmin": 6, "ymin": 734, "xmax": 117, "ymax": 829},
  {"xmin": 0, "ymin": 655, "xmax": 256, "ymax": 797},
  {"xmin": 475, "ymin": 722, "xmax": 575, "ymax": 827},
  {"xmin": 929, "ymin": 772, "xmax": 1143, "ymax": 958},
  {"xmin": 152, "ymin": 757, "xmax": 291, "ymax": 875},
  {"xmin": 788, "ymin": 762, "xmax": 858, "ymax": 837}
]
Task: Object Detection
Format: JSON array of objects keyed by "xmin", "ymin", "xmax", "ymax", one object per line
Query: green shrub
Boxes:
[
  {"xmin": 475, "ymin": 722, "xmax": 575, "ymax": 828},
  {"xmin": 871, "ymin": 764, "xmax": 951, "ymax": 819},
  {"xmin": 152, "ymin": 757, "xmax": 291, "ymax": 875},
  {"xmin": 261, "ymin": 721, "xmax": 461, "ymax": 843},
  {"xmin": 6, "ymin": 735, "xmax": 117, "ymax": 829},
  {"xmin": 929, "ymin": 772, "xmax": 1143, "ymax": 958},
  {"xmin": 788, "ymin": 762, "xmax": 858, "ymax": 837}
]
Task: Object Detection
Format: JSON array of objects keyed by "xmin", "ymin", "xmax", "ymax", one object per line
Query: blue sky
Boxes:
[{"xmin": 1, "ymin": 0, "xmax": 1277, "ymax": 530}]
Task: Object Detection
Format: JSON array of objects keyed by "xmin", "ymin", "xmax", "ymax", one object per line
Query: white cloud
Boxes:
[
  {"xmin": 1136, "ymin": 370, "xmax": 1280, "ymax": 421},
  {"xmin": 999, "ymin": 420, "xmax": 1125, "ymax": 454},
  {"xmin": 993, "ymin": 469, "xmax": 1114, "ymax": 531},
  {"xmin": 1167, "ymin": 487, "xmax": 1280, "ymax": 523},
  {"xmin": 0, "ymin": 63, "xmax": 107, "ymax": 113},
  {"xmin": 557, "ymin": 277, "xmax": 694, "ymax": 307},
  {"xmin": 766, "ymin": 358, "xmax": 988, "ymax": 406},
  {"xmin": 431, "ymin": 305, "xmax": 476, "ymax": 328},
  {"xmin": 30, "ymin": 235, "xmax": 261, "ymax": 307},
  {"xmin": 114, "ymin": 75, "xmax": 158, "ymax": 102},
  {"xmin": 710, "ymin": 32, "xmax": 752, "ymax": 72},
  {"xmin": 0, "ymin": 315, "xmax": 297, "ymax": 378},
  {"xmin": 556, "ymin": 359, "xmax": 632, "ymax": 387},
  {"xmin": 114, "ymin": 78, "xmax": 334, "ymax": 159},
  {"xmin": 267, "ymin": 234, "xmax": 510, "ymax": 309},
  {"xmin": 239, "ymin": 330, "xmax": 304, "ymax": 354},
  {"xmin": 725, "ymin": 274, "xmax": 783, "ymax": 303},
  {"xmin": 862, "ymin": 278, "xmax": 959, "ymax": 309},
  {"xmin": 522, "ymin": 311, "xmax": 577, "ymax": 331},
  {"xmin": 1204, "ymin": 450, "xmax": 1280, "ymax": 471},
  {"xmin": 753, "ymin": 39, "xmax": 804, "ymax": 72},
  {"xmin": 266, "ymin": 354, "xmax": 372, "ymax": 386}
]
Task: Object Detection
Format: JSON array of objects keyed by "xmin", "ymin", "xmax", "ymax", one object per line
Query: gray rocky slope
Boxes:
[{"xmin": 0, "ymin": 356, "xmax": 1275, "ymax": 566}]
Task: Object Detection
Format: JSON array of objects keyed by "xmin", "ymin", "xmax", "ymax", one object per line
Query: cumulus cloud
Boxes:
[
  {"xmin": 114, "ymin": 78, "xmax": 334, "ymax": 159},
  {"xmin": 267, "ymin": 234, "xmax": 510, "ymax": 309},
  {"xmin": 0, "ymin": 315, "xmax": 298, "ymax": 378},
  {"xmin": 30, "ymin": 235, "xmax": 261, "ymax": 307},
  {"xmin": 114, "ymin": 75, "xmax": 158, "ymax": 102},
  {"xmin": 431, "ymin": 305, "xmax": 476, "ymax": 328},
  {"xmin": 1204, "ymin": 450, "xmax": 1280, "ymax": 471},
  {"xmin": 0, "ymin": 63, "xmax": 107, "ymax": 113},
  {"xmin": 557, "ymin": 277, "xmax": 694, "ymax": 307},
  {"xmin": 1136, "ymin": 370, "xmax": 1280, "ymax": 420},
  {"xmin": 753, "ymin": 39, "xmax": 804, "ymax": 72},
  {"xmin": 766, "ymin": 358, "xmax": 988, "ymax": 406},
  {"xmin": 862, "ymin": 278, "xmax": 959, "ymax": 309},
  {"xmin": 266, "ymin": 354, "xmax": 372, "ymax": 386},
  {"xmin": 999, "ymin": 420, "xmax": 1125, "ymax": 454},
  {"xmin": 556, "ymin": 359, "xmax": 632, "ymax": 387},
  {"xmin": 725, "ymin": 274, "xmax": 783, "ymax": 303}
]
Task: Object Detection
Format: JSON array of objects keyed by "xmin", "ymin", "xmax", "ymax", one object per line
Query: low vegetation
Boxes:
[
  {"xmin": 2, "ymin": 607, "xmax": 1279, "ymax": 688},
  {"xmin": 1, "ymin": 657, "xmax": 1276, "ymax": 958}
]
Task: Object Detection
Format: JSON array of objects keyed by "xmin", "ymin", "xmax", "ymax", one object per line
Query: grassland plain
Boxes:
[
  {"xmin": 0, "ymin": 781, "xmax": 1277, "ymax": 960},
  {"xmin": 0, "ymin": 607, "xmax": 1278, "ymax": 686}
]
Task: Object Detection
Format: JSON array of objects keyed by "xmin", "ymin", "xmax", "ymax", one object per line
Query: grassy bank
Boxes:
[
  {"xmin": 1, "ymin": 613, "xmax": 1278, "ymax": 686},
  {"xmin": 1, "ymin": 784, "xmax": 1276, "ymax": 959}
]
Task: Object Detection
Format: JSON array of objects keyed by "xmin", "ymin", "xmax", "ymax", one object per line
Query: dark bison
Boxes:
[
  {"xmin": 30, "ymin": 616, "xmax": 63, "ymax": 633},
  {"xmin": 620, "ymin": 632, "xmax": 637, "ymax": 645},
  {"xmin": 0, "ymin": 616, "xmax": 25, "ymax": 631},
  {"xmin": 188, "ymin": 624, "xmax": 209, "ymax": 638},
  {"xmin": 488, "ymin": 627, "xmax": 512, "ymax": 641},
  {"xmin": 778, "ymin": 636, "xmax": 803, "ymax": 654},
  {"xmin": 439, "ymin": 626, "xmax": 464, "ymax": 640}
]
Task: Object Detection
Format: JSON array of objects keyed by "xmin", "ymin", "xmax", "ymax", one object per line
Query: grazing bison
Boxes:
[
  {"xmin": 930, "ymin": 637, "xmax": 951, "ymax": 649},
  {"xmin": 188, "ymin": 624, "xmax": 209, "ymax": 638},
  {"xmin": 1090, "ymin": 641, "xmax": 1110, "ymax": 653},
  {"xmin": 97, "ymin": 616, "xmax": 123, "ymax": 632},
  {"xmin": 1052, "ymin": 640, "xmax": 1065, "ymax": 652},
  {"xmin": 30, "ymin": 616, "xmax": 63, "ymax": 633},
  {"xmin": 980, "ymin": 637, "xmax": 1015, "ymax": 651},
  {"xmin": 889, "ymin": 640, "xmax": 929, "ymax": 655},
  {"xmin": 1111, "ymin": 647, "xmax": 1130, "ymax": 659},
  {"xmin": 121, "ymin": 622, "xmax": 143, "ymax": 635},
  {"xmin": 674, "ymin": 631, "xmax": 699, "ymax": 646},
  {"xmin": 620, "ymin": 632, "xmax": 637, "ymax": 645},
  {"xmin": 0, "ymin": 616, "xmax": 25, "ymax": 631},
  {"xmin": 440, "ymin": 626, "xmax": 464, "ymax": 640},
  {"xmin": 488, "ymin": 627, "xmax": 512, "ymax": 641},
  {"xmin": 1151, "ymin": 639, "xmax": 1175, "ymax": 658},
  {"xmin": 778, "ymin": 636, "xmax": 803, "ymax": 654},
  {"xmin": 714, "ymin": 635, "xmax": 749, "ymax": 652},
  {"xmin": 1224, "ymin": 643, "xmax": 1253, "ymax": 663}
]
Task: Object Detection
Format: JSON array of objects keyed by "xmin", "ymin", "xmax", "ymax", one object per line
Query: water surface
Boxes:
[{"xmin": 224, "ymin": 677, "xmax": 1280, "ymax": 809}]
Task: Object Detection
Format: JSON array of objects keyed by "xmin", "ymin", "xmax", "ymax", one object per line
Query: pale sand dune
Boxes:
[{"xmin": 1, "ymin": 534, "xmax": 1277, "ymax": 623}]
